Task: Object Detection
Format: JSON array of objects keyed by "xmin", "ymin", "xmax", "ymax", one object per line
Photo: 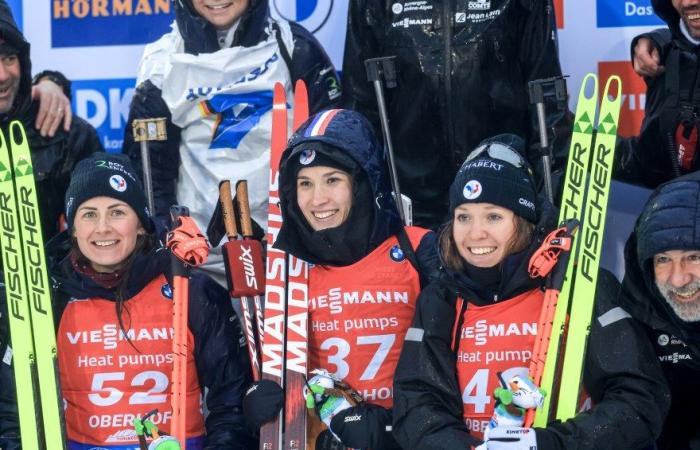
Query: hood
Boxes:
[
  {"xmin": 174, "ymin": 0, "xmax": 270, "ymax": 55},
  {"xmin": 437, "ymin": 197, "xmax": 558, "ymax": 304},
  {"xmin": 274, "ymin": 109, "xmax": 403, "ymax": 266},
  {"xmin": 619, "ymin": 171, "xmax": 700, "ymax": 346},
  {"xmin": 47, "ymin": 231, "xmax": 169, "ymax": 302},
  {"xmin": 652, "ymin": 0, "xmax": 689, "ymax": 41},
  {"xmin": 0, "ymin": 0, "xmax": 31, "ymax": 121}
]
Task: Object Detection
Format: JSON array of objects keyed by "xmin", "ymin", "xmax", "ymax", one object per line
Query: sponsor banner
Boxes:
[
  {"xmin": 598, "ymin": 61, "xmax": 646, "ymax": 137},
  {"xmin": 51, "ymin": 0, "xmax": 174, "ymax": 48},
  {"xmin": 71, "ymin": 78, "xmax": 136, "ymax": 153},
  {"xmin": 597, "ymin": 0, "xmax": 663, "ymax": 28},
  {"xmin": 554, "ymin": 0, "xmax": 563, "ymax": 29}
]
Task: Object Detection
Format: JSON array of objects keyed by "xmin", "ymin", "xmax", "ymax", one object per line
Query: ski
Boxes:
[
  {"xmin": 0, "ymin": 120, "xmax": 65, "ymax": 450},
  {"xmin": 534, "ymin": 73, "xmax": 622, "ymax": 426},
  {"xmin": 555, "ymin": 75, "xmax": 621, "ymax": 420},
  {"xmin": 260, "ymin": 80, "xmax": 310, "ymax": 450}
]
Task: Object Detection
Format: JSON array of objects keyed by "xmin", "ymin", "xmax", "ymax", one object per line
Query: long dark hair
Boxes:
[
  {"xmin": 439, "ymin": 214, "xmax": 535, "ymax": 272},
  {"xmin": 71, "ymin": 231, "xmax": 156, "ymax": 350}
]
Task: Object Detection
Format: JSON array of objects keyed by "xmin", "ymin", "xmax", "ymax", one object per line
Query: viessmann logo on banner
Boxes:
[
  {"xmin": 51, "ymin": 0, "xmax": 174, "ymax": 47},
  {"xmin": 271, "ymin": 0, "xmax": 334, "ymax": 33},
  {"xmin": 597, "ymin": 0, "xmax": 663, "ymax": 27},
  {"xmin": 72, "ymin": 78, "xmax": 136, "ymax": 153}
]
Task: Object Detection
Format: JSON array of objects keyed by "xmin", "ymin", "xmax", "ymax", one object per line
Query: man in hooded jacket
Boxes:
[
  {"xmin": 616, "ymin": 0, "xmax": 700, "ymax": 188},
  {"xmin": 0, "ymin": 0, "xmax": 102, "ymax": 242},
  {"xmin": 123, "ymin": 0, "xmax": 341, "ymax": 285},
  {"xmin": 616, "ymin": 171, "xmax": 700, "ymax": 450},
  {"xmin": 341, "ymin": 0, "xmax": 571, "ymax": 228}
]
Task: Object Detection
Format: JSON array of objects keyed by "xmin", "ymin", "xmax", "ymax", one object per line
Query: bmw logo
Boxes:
[
  {"xmin": 109, "ymin": 175, "xmax": 127, "ymax": 192},
  {"xmin": 657, "ymin": 334, "xmax": 669, "ymax": 346},
  {"xmin": 390, "ymin": 245, "xmax": 405, "ymax": 262},
  {"xmin": 299, "ymin": 149, "xmax": 316, "ymax": 165},
  {"xmin": 463, "ymin": 180, "xmax": 482, "ymax": 200},
  {"xmin": 161, "ymin": 283, "xmax": 173, "ymax": 299},
  {"xmin": 272, "ymin": 0, "xmax": 334, "ymax": 33}
]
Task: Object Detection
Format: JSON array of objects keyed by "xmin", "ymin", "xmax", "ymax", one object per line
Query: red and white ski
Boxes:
[{"xmin": 260, "ymin": 80, "xmax": 310, "ymax": 450}]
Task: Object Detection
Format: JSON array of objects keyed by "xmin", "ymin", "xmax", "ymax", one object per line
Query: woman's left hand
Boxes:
[{"xmin": 476, "ymin": 427, "xmax": 538, "ymax": 450}]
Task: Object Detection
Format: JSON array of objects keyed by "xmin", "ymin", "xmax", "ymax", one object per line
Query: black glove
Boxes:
[
  {"xmin": 329, "ymin": 404, "xmax": 399, "ymax": 450},
  {"xmin": 315, "ymin": 429, "xmax": 347, "ymax": 450},
  {"xmin": 242, "ymin": 379, "xmax": 283, "ymax": 428}
]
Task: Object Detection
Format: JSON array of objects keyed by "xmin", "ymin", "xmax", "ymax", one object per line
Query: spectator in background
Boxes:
[
  {"xmin": 617, "ymin": 0, "xmax": 700, "ymax": 187},
  {"xmin": 124, "ymin": 0, "xmax": 341, "ymax": 285},
  {"xmin": 341, "ymin": 0, "xmax": 571, "ymax": 229},
  {"xmin": 0, "ymin": 0, "xmax": 102, "ymax": 241}
]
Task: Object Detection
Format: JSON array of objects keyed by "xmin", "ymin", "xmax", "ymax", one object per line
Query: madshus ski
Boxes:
[
  {"xmin": 259, "ymin": 80, "xmax": 310, "ymax": 450},
  {"xmin": 533, "ymin": 73, "xmax": 622, "ymax": 426},
  {"xmin": 0, "ymin": 121, "xmax": 65, "ymax": 449}
]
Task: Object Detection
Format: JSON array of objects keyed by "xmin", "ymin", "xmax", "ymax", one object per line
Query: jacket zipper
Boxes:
[{"xmin": 443, "ymin": 1, "xmax": 456, "ymax": 167}]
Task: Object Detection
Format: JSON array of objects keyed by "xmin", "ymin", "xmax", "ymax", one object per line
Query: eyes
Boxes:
[
  {"xmin": 456, "ymin": 212, "xmax": 503, "ymax": 223},
  {"xmin": 297, "ymin": 176, "xmax": 344, "ymax": 190},
  {"xmin": 79, "ymin": 208, "xmax": 128, "ymax": 220},
  {"xmin": 653, "ymin": 252, "xmax": 700, "ymax": 266},
  {"xmin": 1, "ymin": 55, "xmax": 17, "ymax": 66}
]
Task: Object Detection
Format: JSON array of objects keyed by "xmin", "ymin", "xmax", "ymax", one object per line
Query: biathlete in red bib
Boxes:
[
  {"xmin": 392, "ymin": 135, "xmax": 670, "ymax": 450},
  {"xmin": 243, "ymin": 109, "xmax": 439, "ymax": 449},
  {"xmin": 0, "ymin": 153, "xmax": 255, "ymax": 450}
]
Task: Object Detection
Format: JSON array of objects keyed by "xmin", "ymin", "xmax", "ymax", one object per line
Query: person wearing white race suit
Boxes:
[{"xmin": 123, "ymin": 0, "xmax": 341, "ymax": 284}]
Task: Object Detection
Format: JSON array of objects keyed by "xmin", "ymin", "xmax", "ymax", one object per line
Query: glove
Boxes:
[
  {"xmin": 477, "ymin": 427, "xmax": 538, "ymax": 450},
  {"xmin": 329, "ymin": 403, "xmax": 399, "ymax": 450},
  {"xmin": 166, "ymin": 216, "xmax": 209, "ymax": 266},
  {"xmin": 242, "ymin": 379, "xmax": 284, "ymax": 428},
  {"xmin": 314, "ymin": 429, "xmax": 347, "ymax": 450}
]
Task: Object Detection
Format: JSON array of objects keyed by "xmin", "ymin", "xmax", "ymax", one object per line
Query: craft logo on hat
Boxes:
[
  {"xmin": 299, "ymin": 149, "xmax": 316, "ymax": 165},
  {"xmin": 463, "ymin": 180, "xmax": 482, "ymax": 200},
  {"xmin": 109, "ymin": 175, "xmax": 127, "ymax": 192}
]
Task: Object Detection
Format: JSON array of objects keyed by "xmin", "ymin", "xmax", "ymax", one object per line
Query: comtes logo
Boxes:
[
  {"xmin": 71, "ymin": 78, "xmax": 136, "ymax": 153},
  {"xmin": 51, "ymin": 0, "xmax": 174, "ymax": 47},
  {"xmin": 271, "ymin": 0, "xmax": 333, "ymax": 33},
  {"xmin": 597, "ymin": 0, "xmax": 663, "ymax": 28},
  {"xmin": 598, "ymin": 61, "xmax": 646, "ymax": 137}
]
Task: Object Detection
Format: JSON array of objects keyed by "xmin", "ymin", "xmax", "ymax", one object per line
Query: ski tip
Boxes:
[{"xmin": 295, "ymin": 79, "xmax": 308, "ymax": 97}]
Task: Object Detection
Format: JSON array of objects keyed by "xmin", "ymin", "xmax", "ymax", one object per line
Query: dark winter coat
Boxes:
[
  {"xmin": 123, "ymin": 0, "xmax": 341, "ymax": 220},
  {"xmin": 616, "ymin": 171, "xmax": 700, "ymax": 450},
  {"xmin": 341, "ymin": 0, "xmax": 571, "ymax": 228},
  {"xmin": 0, "ymin": 0, "xmax": 101, "ymax": 241},
  {"xmin": 0, "ymin": 233, "xmax": 256, "ymax": 450},
  {"xmin": 393, "ymin": 201, "xmax": 670, "ymax": 450},
  {"xmin": 615, "ymin": 0, "xmax": 700, "ymax": 187}
]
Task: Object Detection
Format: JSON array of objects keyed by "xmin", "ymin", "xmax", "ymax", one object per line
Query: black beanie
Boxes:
[
  {"xmin": 65, "ymin": 153, "xmax": 154, "ymax": 232},
  {"xmin": 288, "ymin": 141, "xmax": 353, "ymax": 177},
  {"xmin": 448, "ymin": 134, "xmax": 538, "ymax": 223}
]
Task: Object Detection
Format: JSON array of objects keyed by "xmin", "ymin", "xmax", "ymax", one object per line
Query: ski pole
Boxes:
[
  {"xmin": 528, "ymin": 76, "xmax": 567, "ymax": 203},
  {"xmin": 219, "ymin": 180, "xmax": 264, "ymax": 381},
  {"xmin": 234, "ymin": 180, "xmax": 266, "ymax": 359},
  {"xmin": 364, "ymin": 56, "xmax": 407, "ymax": 225},
  {"xmin": 524, "ymin": 219, "xmax": 578, "ymax": 427},
  {"xmin": 132, "ymin": 118, "xmax": 167, "ymax": 215}
]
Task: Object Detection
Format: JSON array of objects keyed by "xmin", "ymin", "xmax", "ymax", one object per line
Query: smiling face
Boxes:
[
  {"xmin": 654, "ymin": 249, "xmax": 700, "ymax": 322},
  {"xmin": 674, "ymin": 0, "xmax": 700, "ymax": 39},
  {"xmin": 452, "ymin": 203, "xmax": 517, "ymax": 268},
  {"xmin": 191, "ymin": 0, "xmax": 249, "ymax": 30},
  {"xmin": 73, "ymin": 196, "xmax": 145, "ymax": 273},
  {"xmin": 0, "ymin": 53, "xmax": 20, "ymax": 115},
  {"xmin": 296, "ymin": 165, "xmax": 353, "ymax": 231}
]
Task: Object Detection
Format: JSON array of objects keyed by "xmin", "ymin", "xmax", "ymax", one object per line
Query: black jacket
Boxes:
[
  {"xmin": 341, "ymin": 0, "xmax": 571, "ymax": 228},
  {"xmin": 0, "ymin": 234, "xmax": 256, "ymax": 449},
  {"xmin": 0, "ymin": 0, "xmax": 101, "ymax": 241},
  {"xmin": 393, "ymin": 202, "xmax": 669, "ymax": 450},
  {"xmin": 615, "ymin": 0, "xmax": 700, "ymax": 187},
  {"xmin": 616, "ymin": 172, "xmax": 700, "ymax": 450},
  {"xmin": 123, "ymin": 0, "xmax": 341, "ymax": 220}
]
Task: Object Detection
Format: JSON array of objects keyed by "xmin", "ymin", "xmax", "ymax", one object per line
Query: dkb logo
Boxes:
[{"xmin": 272, "ymin": 0, "xmax": 334, "ymax": 33}]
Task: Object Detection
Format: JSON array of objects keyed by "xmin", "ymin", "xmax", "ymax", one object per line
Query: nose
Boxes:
[
  {"xmin": 668, "ymin": 260, "xmax": 693, "ymax": 288},
  {"xmin": 0, "ymin": 64, "xmax": 10, "ymax": 82},
  {"xmin": 310, "ymin": 185, "xmax": 328, "ymax": 206},
  {"xmin": 94, "ymin": 215, "xmax": 111, "ymax": 233},
  {"xmin": 468, "ymin": 222, "xmax": 488, "ymax": 239}
]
